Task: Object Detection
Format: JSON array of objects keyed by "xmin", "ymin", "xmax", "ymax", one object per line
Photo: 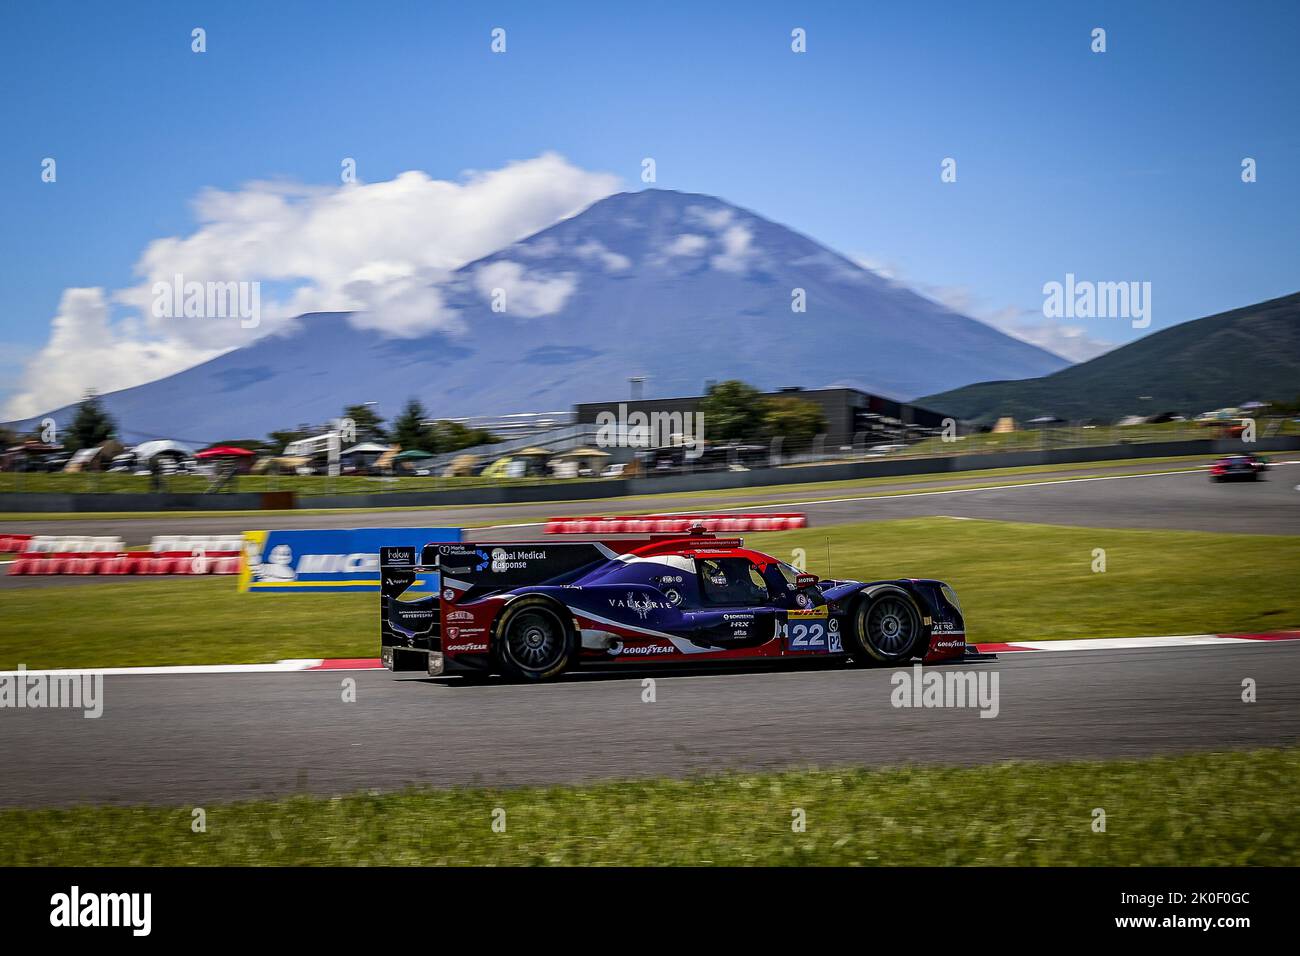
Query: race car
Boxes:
[
  {"xmin": 1209, "ymin": 453, "xmax": 1269, "ymax": 481},
  {"xmin": 379, "ymin": 515, "xmax": 987, "ymax": 682}
]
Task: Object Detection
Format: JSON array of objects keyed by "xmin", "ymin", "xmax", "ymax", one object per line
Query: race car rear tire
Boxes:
[
  {"xmin": 495, "ymin": 596, "xmax": 576, "ymax": 682},
  {"xmin": 845, "ymin": 586, "xmax": 926, "ymax": 664}
]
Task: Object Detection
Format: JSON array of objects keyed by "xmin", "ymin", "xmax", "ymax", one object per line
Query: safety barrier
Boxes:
[
  {"xmin": 8, "ymin": 550, "xmax": 240, "ymax": 576},
  {"xmin": 544, "ymin": 513, "xmax": 808, "ymax": 534},
  {"xmin": 6, "ymin": 533, "xmax": 241, "ymax": 576},
  {"xmin": 0, "ymin": 534, "xmax": 33, "ymax": 552},
  {"xmin": 22, "ymin": 535, "xmax": 125, "ymax": 553},
  {"xmin": 149, "ymin": 535, "xmax": 244, "ymax": 553}
]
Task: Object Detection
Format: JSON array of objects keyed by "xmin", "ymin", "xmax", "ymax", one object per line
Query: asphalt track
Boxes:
[{"xmin": 2, "ymin": 642, "xmax": 1297, "ymax": 807}]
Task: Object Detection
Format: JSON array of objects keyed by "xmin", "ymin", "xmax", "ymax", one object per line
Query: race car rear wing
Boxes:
[
  {"xmin": 380, "ymin": 538, "xmax": 645, "ymax": 671},
  {"xmin": 379, "ymin": 545, "xmax": 440, "ymax": 669},
  {"xmin": 431, "ymin": 541, "xmax": 619, "ymax": 601}
]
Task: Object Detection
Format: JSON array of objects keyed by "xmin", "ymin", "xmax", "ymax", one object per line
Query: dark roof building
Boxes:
[{"xmin": 574, "ymin": 386, "xmax": 956, "ymax": 450}]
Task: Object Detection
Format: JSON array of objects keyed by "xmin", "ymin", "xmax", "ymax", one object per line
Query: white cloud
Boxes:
[
  {"xmin": 926, "ymin": 286, "xmax": 1114, "ymax": 363},
  {"xmin": 472, "ymin": 261, "xmax": 577, "ymax": 318},
  {"xmin": 573, "ymin": 239, "xmax": 630, "ymax": 272},
  {"xmin": 678, "ymin": 205, "xmax": 761, "ymax": 274},
  {"xmin": 686, "ymin": 205, "xmax": 734, "ymax": 230},
  {"xmin": 791, "ymin": 251, "xmax": 875, "ymax": 284},
  {"xmin": 980, "ymin": 307, "xmax": 1115, "ymax": 363},
  {"xmin": 5, "ymin": 154, "xmax": 620, "ymax": 420},
  {"xmin": 3, "ymin": 289, "xmax": 223, "ymax": 420},
  {"xmin": 848, "ymin": 254, "xmax": 902, "ymax": 282},
  {"xmin": 710, "ymin": 224, "xmax": 758, "ymax": 274},
  {"xmin": 663, "ymin": 233, "xmax": 709, "ymax": 257}
]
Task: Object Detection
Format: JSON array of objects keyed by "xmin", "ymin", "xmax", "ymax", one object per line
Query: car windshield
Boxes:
[
  {"xmin": 772, "ymin": 562, "xmax": 805, "ymax": 589},
  {"xmin": 698, "ymin": 557, "xmax": 770, "ymax": 605}
]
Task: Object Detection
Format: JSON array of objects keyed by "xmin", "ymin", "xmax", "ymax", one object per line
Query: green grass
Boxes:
[
  {"xmin": 755, "ymin": 518, "xmax": 1300, "ymax": 643},
  {"xmin": 900, "ymin": 419, "xmax": 1296, "ymax": 457},
  {"xmin": 0, "ymin": 454, "xmax": 1215, "ymax": 522},
  {"xmin": 2, "ymin": 749, "xmax": 1293, "ymax": 865},
  {"xmin": 1, "ymin": 517, "xmax": 1296, "ymax": 670},
  {"xmin": 0, "ymin": 576, "xmax": 373, "ymax": 669}
]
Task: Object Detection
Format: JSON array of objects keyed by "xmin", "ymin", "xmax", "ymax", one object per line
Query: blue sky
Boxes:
[{"xmin": 2, "ymin": 0, "xmax": 1297, "ymax": 412}]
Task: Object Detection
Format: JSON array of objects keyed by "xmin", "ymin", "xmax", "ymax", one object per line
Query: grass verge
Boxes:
[
  {"xmin": 2, "ymin": 749, "xmax": 1294, "ymax": 865},
  {"xmin": 0, "ymin": 517, "xmax": 1296, "ymax": 669}
]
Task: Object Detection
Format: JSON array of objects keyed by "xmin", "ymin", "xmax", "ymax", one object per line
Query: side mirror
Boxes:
[{"xmin": 795, "ymin": 573, "xmax": 819, "ymax": 589}]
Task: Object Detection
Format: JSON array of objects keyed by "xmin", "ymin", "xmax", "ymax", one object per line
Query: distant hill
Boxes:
[
  {"xmin": 7, "ymin": 189, "xmax": 1068, "ymax": 442},
  {"xmin": 920, "ymin": 292, "xmax": 1300, "ymax": 425}
]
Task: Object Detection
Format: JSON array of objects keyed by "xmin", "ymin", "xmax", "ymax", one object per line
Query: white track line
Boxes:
[
  {"xmin": 989, "ymin": 635, "xmax": 1269, "ymax": 652},
  {"xmin": 2, "ymin": 634, "xmax": 1296, "ymax": 678},
  {"xmin": 0, "ymin": 659, "xmax": 325, "ymax": 678}
]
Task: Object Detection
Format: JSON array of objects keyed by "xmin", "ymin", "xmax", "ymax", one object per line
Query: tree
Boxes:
[
  {"xmin": 697, "ymin": 380, "xmax": 768, "ymax": 443},
  {"xmin": 266, "ymin": 428, "xmax": 313, "ymax": 454},
  {"xmin": 1266, "ymin": 394, "xmax": 1300, "ymax": 416},
  {"xmin": 761, "ymin": 396, "xmax": 826, "ymax": 451},
  {"xmin": 66, "ymin": 392, "xmax": 117, "ymax": 452},
  {"xmin": 391, "ymin": 399, "xmax": 433, "ymax": 452},
  {"xmin": 428, "ymin": 419, "xmax": 498, "ymax": 454},
  {"xmin": 341, "ymin": 403, "xmax": 388, "ymax": 443}
]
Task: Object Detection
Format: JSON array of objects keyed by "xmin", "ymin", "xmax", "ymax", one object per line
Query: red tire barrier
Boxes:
[
  {"xmin": 99, "ymin": 555, "xmax": 130, "ymax": 575},
  {"xmin": 6, "ymin": 547, "xmax": 242, "ymax": 575},
  {"xmin": 0, "ymin": 534, "xmax": 33, "ymax": 553},
  {"xmin": 62, "ymin": 556, "xmax": 98, "ymax": 575},
  {"xmin": 544, "ymin": 514, "xmax": 808, "ymax": 535},
  {"xmin": 9, "ymin": 555, "xmax": 44, "ymax": 575}
]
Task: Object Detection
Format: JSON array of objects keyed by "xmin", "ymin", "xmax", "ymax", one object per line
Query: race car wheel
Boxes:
[
  {"xmin": 846, "ymin": 586, "xmax": 925, "ymax": 664},
  {"xmin": 496, "ymin": 597, "xmax": 576, "ymax": 682}
]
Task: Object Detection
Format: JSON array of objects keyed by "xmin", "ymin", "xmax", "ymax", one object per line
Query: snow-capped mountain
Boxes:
[{"xmin": 12, "ymin": 189, "xmax": 1067, "ymax": 440}]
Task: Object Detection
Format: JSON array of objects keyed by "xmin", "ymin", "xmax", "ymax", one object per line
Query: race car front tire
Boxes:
[
  {"xmin": 495, "ymin": 596, "xmax": 577, "ymax": 682},
  {"xmin": 845, "ymin": 586, "xmax": 926, "ymax": 664}
]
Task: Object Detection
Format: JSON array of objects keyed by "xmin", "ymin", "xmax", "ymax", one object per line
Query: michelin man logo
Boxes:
[
  {"xmin": 491, "ymin": 548, "xmax": 510, "ymax": 572},
  {"xmin": 256, "ymin": 543, "xmax": 296, "ymax": 582}
]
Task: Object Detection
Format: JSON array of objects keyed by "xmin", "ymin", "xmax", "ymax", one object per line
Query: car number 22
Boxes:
[{"xmin": 783, "ymin": 620, "xmax": 841, "ymax": 653}]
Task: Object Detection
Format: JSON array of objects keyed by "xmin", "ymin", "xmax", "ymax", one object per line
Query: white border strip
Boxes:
[
  {"xmin": 2, "ymin": 633, "xmax": 1296, "ymax": 678},
  {"xmin": 0, "ymin": 659, "xmax": 324, "ymax": 678}
]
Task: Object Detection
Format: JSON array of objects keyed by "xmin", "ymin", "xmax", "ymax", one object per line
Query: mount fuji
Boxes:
[{"xmin": 12, "ymin": 189, "xmax": 1069, "ymax": 441}]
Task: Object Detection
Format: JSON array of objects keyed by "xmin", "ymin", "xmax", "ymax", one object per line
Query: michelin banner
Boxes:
[{"xmin": 239, "ymin": 528, "xmax": 460, "ymax": 593}]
